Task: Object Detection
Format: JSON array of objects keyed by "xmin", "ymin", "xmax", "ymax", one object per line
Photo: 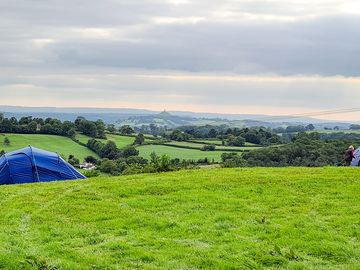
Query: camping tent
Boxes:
[
  {"xmin": 0, "ymin": 146, "xmax": 85, "ymax": 185},
  {"xmin": 351, "ymin": 147, "xmax": 360, "ymax": 167}
]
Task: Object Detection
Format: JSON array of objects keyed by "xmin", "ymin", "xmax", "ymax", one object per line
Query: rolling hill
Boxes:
[
  {"xmin": 0, "ymin": 133, "xmax": 98, "ymax": 160},
  {"xmin": 0, "ymin": 167, "xmax": 359, "ymax": 269}
]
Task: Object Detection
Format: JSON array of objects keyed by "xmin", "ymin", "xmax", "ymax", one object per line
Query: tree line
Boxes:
[
  {"xmin": 221, "ymin": 132, "xmax": 357, "ymax": 167},
  {"xmin": 0, "ymin": 114, "xmax": 107, "ymax": 139}
]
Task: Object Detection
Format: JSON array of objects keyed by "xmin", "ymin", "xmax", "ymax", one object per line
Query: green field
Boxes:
[
  {"xmin": 76, "ymin": 133, "xmax": 138, "ymax": 148},
  {"xmin": 0, "ymin": 133, "xmax": 98, "ymax": 160},
  {"xmin": 0, "ymin": 168, "xmax": 359, "ymax": 269},
  {"xmin": 190, "ymin": 139, "xmax": 258, "ymax": 147},
  {"xmin": 165, "ymin": 141, "xmax": 260, "ymax": 151},
  {"xmin": 137, "ymin": 145, "xmax": 227, "ymax": 161}
]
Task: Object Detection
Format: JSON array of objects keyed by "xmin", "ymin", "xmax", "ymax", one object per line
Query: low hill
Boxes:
[
  {"xmin": 0, "ymin": 133, "xmax": 98, "ymax": 160},
  {"xmin": 0, "ymin": 168, "xmax": 359, "ymax": 269}
]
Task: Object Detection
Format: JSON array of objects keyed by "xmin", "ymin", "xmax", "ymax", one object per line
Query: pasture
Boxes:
[
  {"xmin": 164, "ymin": 141, "xmax": 260, "ymax": 151},
  {"xmin": 137, "ymin": 144, "xmax": 227, "ymax": 161},
  {"xmin": 0, "ymin": 168, "xmax": 359, "ymax": 269},
  {"xmin": 0, "ymin": 133, "xmax": 98, "ymax": 160}
]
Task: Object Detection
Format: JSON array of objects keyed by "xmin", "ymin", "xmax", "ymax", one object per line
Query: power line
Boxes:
[{"xmin": 251, "ymin": 107, "xmax": 360, "ymax": 122}]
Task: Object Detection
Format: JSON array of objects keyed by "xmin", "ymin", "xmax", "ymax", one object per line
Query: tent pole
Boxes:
[{"xmin": 29, "ymin": 146, "xmax": 40, "ymax": 182}]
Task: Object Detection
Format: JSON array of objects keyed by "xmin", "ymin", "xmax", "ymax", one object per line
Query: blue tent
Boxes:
[{"xmin": 0, "ymin": 146, "xmax": 85, "ymax": 185}]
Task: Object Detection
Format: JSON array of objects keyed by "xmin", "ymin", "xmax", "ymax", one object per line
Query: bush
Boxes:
[
  {"xmin": 99, "ymin": 159, "xmax": 119, "ymax": 175},
  {"xmin": 221, "ymin": 153, "xmax": 247, "ymax": 167},
  {"xmin": 201, "ymin": 145, "xmax": 216, "ymax": 151},
  {"xmin": 68, "ymin": 155, "xmax": 80, "ymax": 167},
  {"xmin": 83, "ymin": 170, "xmax": 100, "ymax": 178},
  {"xmin": 3, "ymin": 137, "xmax": 10, "ymax": 146},
  {"xmin": 85, "ymin": 155, "xmax": 98, "ymax": 164}
]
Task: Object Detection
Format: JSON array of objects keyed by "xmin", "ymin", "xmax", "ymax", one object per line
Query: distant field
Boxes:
[
  {"xmin": 106, "ymin": 134, "xmax": 135, "ymax": 148},
  {"xmin": 0, "ymin": 133, "xmax": 98, "ymax": 160},
  {"xmin": 311, "ymin": 130, "xmax": 360, "ymax": 134},
  {"xmin": 190, "ymin": 139, "xmax": 258, "ymax": 147},
  {"xmin": 137, "ymin": 145, "xmax": 227, "ymax": 161},
  {"xmin": 0, "ymin": 168, "xmax": 359, "ymax": 269},
  {"xmin": 76, "ymin": 133, "xmax": 135, "ymax": 148},
  {"xmin": 164, "ymin": 141, "xmax": 260, "ymax": 151}
]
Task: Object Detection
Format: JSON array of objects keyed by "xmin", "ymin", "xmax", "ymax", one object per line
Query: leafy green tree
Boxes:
[
  {"xmin": 305, "ymin": 124, "xmax": 315, "ymax": 131},
  {"xmin": 95, "ymin": 120, "xmax": 106, "ymax": 139},
  {"xmin": 68, "ymin": 155, "xmax": 80, "ymax": 167},
  {"xmin": 79, "ymin": 120, "xmax": 98, "ymax": 137},
  {"xmin": 107, "ymin": 124, "xmax": 117, "ymax": 133},
  {"xmin": 121, "ymin": 145, "xmax": 139, "ymax": 158},
  {"xmin": 201, "ymin": 144, "xmax": 216, "ymax": 151},
  {"xmin": 119, "ymin": 125, "xmax": 134, "ymax": 135},
  {"xmin": 99, "ymin": 159, "xmax": 118, "ymax": 174},
  {"xmin": 134, "ymin": 133, "xmax": 145, "ymax": 145},
  {"xmin": 85, "ymin": 155, "xmax": 98, "ymax": 164},
  {"xmin": 100, "ymin": 141, "xmax": 119, "ymax": 160},
  {"xmin": 227, "ymin": 135, "xmax": 245, "ymax": 146}
]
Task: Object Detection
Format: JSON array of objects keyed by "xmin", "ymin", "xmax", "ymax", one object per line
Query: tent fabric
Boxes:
[
  {"xmin": 351, "ymin": 147, "xmax": 360, "ymax": 167},
  {"xmin": 0, "ymin": 146, "xmax": 85, "ymax": 185}
]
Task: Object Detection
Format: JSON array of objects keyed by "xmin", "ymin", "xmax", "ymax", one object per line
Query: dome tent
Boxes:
[{"xmin": 0, "ymin": 146, "xmax": 85, "ymax": 185}]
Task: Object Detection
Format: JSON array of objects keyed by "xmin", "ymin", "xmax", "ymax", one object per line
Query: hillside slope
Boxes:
[
  {"xmin": 0, "ymin": 133, "xmax": 98, "ymax": 160},
  {"xmin": 0, "ymin": 168, "xmax": 359, "ymax": 269}
]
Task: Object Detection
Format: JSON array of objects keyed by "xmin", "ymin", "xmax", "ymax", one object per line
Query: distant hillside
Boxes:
[{"xmin": 0, "ymin": 105, "xmax": 352, "ymax": 129}]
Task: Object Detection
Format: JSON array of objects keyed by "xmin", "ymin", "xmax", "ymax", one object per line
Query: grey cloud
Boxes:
[
  {"xmin": 35, "ymin": 15, "xmax": 359, "ymax": 76},
  {"xmin": 1, "ymin": 1, "xmax": 359, "ymax": 76},
  {"xmin": 0, "ymin": 0, "xmax": 359, "ymax": 115}
]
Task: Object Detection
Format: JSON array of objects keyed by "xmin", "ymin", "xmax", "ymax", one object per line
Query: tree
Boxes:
[
  {"xmin": 208, "ymin": 128, "xmax": 218, "ymax": 138},
  {"xmin": 85, "ymin": 155, "xmax": 98, "ymax": 164},
  {"xmin": 95, "ymin": 120, "xmax": 106, "ymax": 139},
  {"xmin": 100, "ymin": 141, "xmax": 119, "ymax": 160},
  {"xmin": 305, "ymin": 124, "xmax": 315, "ymax": 131},
  {"xmin": 227, "ymin": 135, "xmax": 245, "ymax": 147},
  {"xmin": 107, "ymin": 124, "xmax": 117, "ymax": 133},
  {"xmin": 3, "ymin": 137, "xmax": 10, "ymax": 146},
  {"xmin": 68, "ymin": 155, "xmax": 80, "ymax": 167},
  {"xmin": 119, "ymin": 125, "xmax": 134, "ymax": 135},
  {"xmin": 99, "ymin": 159, "xmax": 118, "ymax": 174},
  {"xmin": 40, "ymin": 123, "xmax": 54, "ymax": 134},
  {"xmin": 201, "ymin": 144, "xmax": 216, "ymax": 151},
  {"xmin": 169, "ymin": 130, "xmax": 190, "ymax": 141},
  {"xmin": 350, "ymin": 124, "xmax": 360, "ymax": 130},
  {"xmin": 134, "ymin": 133, "xmax": 145, "ymax": 145},
  {"xmin": 79, "ymin": 120, "xmax": 98, "ymax": 137},
  {"xmin": 121, "ymin": 145, "xmax": 139, "ymax": 158}
]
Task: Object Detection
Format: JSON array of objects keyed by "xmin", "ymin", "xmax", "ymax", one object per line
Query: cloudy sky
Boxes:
[{"xmin": 1, "ymin": 0, "xmax": 360, "ymax": 120}]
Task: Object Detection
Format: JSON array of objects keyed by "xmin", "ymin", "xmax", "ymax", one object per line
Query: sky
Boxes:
[{"xmin": 0, "ymin": 0, "xmax": 360, "ymax": 120}]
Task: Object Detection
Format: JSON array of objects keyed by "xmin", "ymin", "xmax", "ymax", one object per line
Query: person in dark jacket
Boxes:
[{"xmin": 344, "ymin": 145, "xmax": 355, "ymax": 166}]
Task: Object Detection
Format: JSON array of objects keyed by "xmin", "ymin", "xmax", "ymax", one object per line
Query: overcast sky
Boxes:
[{"xmin": 1, "ymin": 0, "xmax": 360, "ymax": 120}]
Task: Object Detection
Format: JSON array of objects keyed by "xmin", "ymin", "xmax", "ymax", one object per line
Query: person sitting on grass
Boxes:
[{"xmin": 344, "ymin": 145, "xmax": 355, "ymax": 166}]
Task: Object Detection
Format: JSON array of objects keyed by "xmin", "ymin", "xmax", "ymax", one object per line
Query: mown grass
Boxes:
[
  {"xmin": 0, "ymin": 167, "xmax": 359, "ymax": 269},
  {"xmin": 0, "ymin": 133, "xmax": 98, "ymax": 160},
  {"xmin": 137, "ymin": 144, "xmax": 227, "ymax": 161}
]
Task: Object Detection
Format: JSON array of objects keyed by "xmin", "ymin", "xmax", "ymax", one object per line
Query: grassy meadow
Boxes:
[
  {"xmin": 0, "ymin": 167, "xmax": 359, "ymax": 269},
  {"xmin": 137, "ymin": 144, "xmax": 227, "ymax": 161},
  {"xmin": 0, "ymin": 133, "xmax": 98, "ymax": 160},
  {"xmin": 163, "ymin": 141, "xmax": 260, "ymax": 151}
]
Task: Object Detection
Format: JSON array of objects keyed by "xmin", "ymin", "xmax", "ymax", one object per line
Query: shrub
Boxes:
[
  {"xmin": 83, "ymin": 170, "xmax": 100, "ymax": 178},
  {"xmin": 201, "ymin": 145, "xmax": 216, "ymax": 151}
]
